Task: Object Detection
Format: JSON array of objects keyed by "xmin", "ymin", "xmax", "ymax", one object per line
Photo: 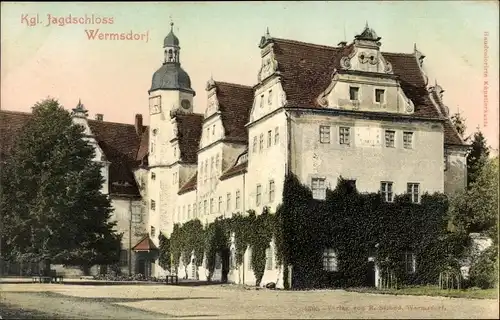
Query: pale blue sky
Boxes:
[{"xmin": 1, "ymin": 1, "xmax": 498, "ymax": 148}]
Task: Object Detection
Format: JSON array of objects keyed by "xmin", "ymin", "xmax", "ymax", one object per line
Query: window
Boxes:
[
  {"xmin": 150, "ymin": 142, "xmax": 155, "ymax": 154},
  {"xmin": 216, "ymin": 154, "xmax": 220, "ymax": 173},
  {"xmin": 210, "ymin": 157, "xmax": 214, "ymax": 179},
  {"xmin": 267, "ymin": 130, "xmax": 272, "ymax": 147},
  {"xmin": 381, "ymin": 181, "xmax": 394, "ymax": 202},
  {"xmin": 252, "ymin": 136, "xmax": 257, "ymax": 153},
  {"xmin": 206, "ymin": 127, "xmax": 210, "ymax": 140},
  {"xmin": 319, "ymin": 126, "xmax": 331, "ymax": 144},
  {"xmin": 407, "ymin": 183, "xmax": 420, "ymax": 203},
  {"xmin": 173, "ymin": 146, "xmax": 177, "ymax": 157},
  {"xmin": 268, "ymin": 89, "xmax": 273, "ymax": 105},
  {"xmin": 274, "ymin": 127, "xmax": 279, "ymax": 145},
  {"xmin": 403, "ymin": 132, "xmax": 413, "ymax": 149},
  {"xmin": 266, "ymin": 247, "xmax": 274, "ymax": 270},
  {"xmin": 203, "ymin": 200, "xmax": 207, "ymax": 215},
  {"xmin": 312, "ymin": 178, "xmax": 326, "ymax": 200},
  {"xmin": 172, "ymin": 172, "xmax": 177, "ymax": 185},
  {"xmin": 150, "ymin": 200, "xmax": 156, "ymax": 210},
  {"xmin": 404, "ymin": 252, "xmax": 416, "ymax": 274},
  {"xmin": 183, "ymin": 205, "xmax": 186, "ymax": 220},
  {"xmin": 375, "ymin": 89, "xmax": 385, "ymax": 103},
  {"xmin": 151, "ymin": 172, "xmax": 156, "ymax": 180},
  {"xmin": 259, "ymin": 133, "xmax": 264, "ymax": 151},
  {"xmin": 323, "ymin": 248, "xmax": 338, "ymax": 272},
  {"xmin": 132, "ymin": 212, "xmax": 142, "ymax": 223},
  {"xmin": 150, "ymin": 226, "xmax": 156, "ymax": 238},
  {"xmin": 385, "ymin": 130, "xmax": 395, "ymax": 148},
  {"xmin": 119, "ymin": 250, "xmax": 128, "ymax": 266},
  {"xmin": 256, "ymin": 184, "xmax": 262, "ymax": 206},
  {"xmin": 188, "ymin": 205, "xmax": 191, "ymax": 219},
  {"xmin": 210, "ymin": 198, "xmax": 214, "ymax": 214},
  {"xmin": 349, "ymin": 86, "xmax": 359, "ymax": 100},
  {"xmin": 339, "ymin": 127, "xmax": 351, "ymax": 145},
  {"xmin": 218, "ymin": 196, "xmax": 222, "ymax": 212},
  {"xmin": 235, "ymin": 190, "xmax": 241, "ymax": 209},
  {"xmin": 260, "ymin": 94, "xmax": 264, "ymax": 108},
  {"xmin": 212, "ymin": 124, "xmax": 215, "ymax": 136},
  {"xmin": 269, "ymin": 180, "xmax": 275, "ymax": 203},
  {"xmin": 200, "ymin": 165, "xmax": 204, "ymax": 184},
  {"xmin": 193, "ymin": 204, "xmax": 197, "ymax": 217},
  {"xmin": 226, "ymin": 193, "xmax": 231, "ymax": 211}
]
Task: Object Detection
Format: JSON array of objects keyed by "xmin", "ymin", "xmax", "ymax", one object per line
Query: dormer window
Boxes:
[
  {"xmin": 375, "ymin": 89, "xmax": 385, "ymax": 103},
  {"xmin": 349, "ymin": 87, "xmax": 359, "ymax": 101}
]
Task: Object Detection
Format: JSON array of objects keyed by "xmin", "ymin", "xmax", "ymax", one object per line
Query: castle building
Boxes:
[{"xmin": 0, "ymin": 23, "xmax": 468, "ymax": 284}]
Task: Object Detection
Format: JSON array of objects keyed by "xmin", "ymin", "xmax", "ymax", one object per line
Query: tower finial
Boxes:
[
  {"xmin": 365, "ymin": 20, "xmax": 369, "ymax": 29},
  {"xmin": 266, "ymin": 27, "xmax": 270, "ymax": 37}
]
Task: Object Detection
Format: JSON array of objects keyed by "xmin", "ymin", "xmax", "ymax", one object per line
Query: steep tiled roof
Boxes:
[
  {"xmin": 0, "ymin": 110, "xmax": 141, "ymax": 196},
  {"xmin": 0, "ymin": 110, "xmax": 33, "ymax": 160},
  {"xmin": 178, "ymin": 173, "xmax": 197, "ymax": 195},
  {"xmin": 220, "ymin": 161, "xmax": 248, "ymax": 181},
  {"xmin": 136, "ymin": 126, "xmax": 150, "ymax": 161},
  {"xmin": 175, "ymin": 113, "xmax": 204, "ymax": 164},
  {"xmin": 270, "ymin": 38, "xmax": 465, "ymax": 146},
  {"xmin": 214, "ymin": 82, "xmax": 254, "ymax": 143}
]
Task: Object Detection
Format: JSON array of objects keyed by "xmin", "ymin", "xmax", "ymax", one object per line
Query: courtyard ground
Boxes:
[{"xmin": 0, "ymin": 282, "xmax": 498, "ymax": 319}]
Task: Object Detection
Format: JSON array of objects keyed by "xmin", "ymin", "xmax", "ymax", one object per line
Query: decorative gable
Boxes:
[
  {"xmin": 205, "ymin": 77, "xmax": 221, "ymax": 118},
  {"xmin": 257, "ymin": 29, "xmax": 280, "ymax": 83},
  {"xmin": 339, "ymin": 24, "xmax": 393, "ymax": 75}
]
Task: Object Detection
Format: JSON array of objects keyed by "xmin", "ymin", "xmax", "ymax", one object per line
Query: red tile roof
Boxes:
[
  {"xmin": 220, "ymin": 161, "xmax": 248, "ymax": 181},
  {"xmin": 0, "ymin": 110, "xmax": 141, "ymax": 197},
  {"xmin": 175, "ymin": 113, "xmax": 204, "ymax": 164},
  {"xmin": 270, "ymin": 38, "xmax": 465, "ymax": 146},
  {"xmin": 132, "ymin": 235, "xmax": 158, "ymax": 251},
  {"xmin": 213, "ymin": 82, "xmax": 254, "ymax": 143},
  {"xmin": 178, "ymin": 173, "xmax": 197, "ymax": 195}
]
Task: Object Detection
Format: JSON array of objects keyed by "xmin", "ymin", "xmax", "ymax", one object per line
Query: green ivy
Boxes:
[{"xmin": 158, "ymin": 232, "xmax": 171, "ymax": 271}]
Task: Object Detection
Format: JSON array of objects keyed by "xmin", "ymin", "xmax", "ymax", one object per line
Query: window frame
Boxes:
[
  {"xmin": 312, "ymin": 177, "xmax": 326, "ymax": 200},
  {"xmin": 403, "ymin": 131, "xmax": 414, "ymax": 149},
  {"xmin": 375, "ymin": 88, "xmax": 385, "ymax": 104},
  {"xmin": 256, "ymin": 184, "xmax": 262, "ymax": 206},
  {"xmin": 349, "ymin": 86, "xmax": 360, "ymax": 101},
  {"xmin": 339, "ymin": 126, "xmax": 351, "ymax": 145},
  {"xmin": 319, "ymin": 125, "xmax": 331, "ymax": 144},
  {"xmin": 380, "ymin": 181, "xmax": 394, "ymax": 202},
  {"xmin": 322, "ymin": 248, "xmax": 338, "ymax": 272},
  {"xmin": 385, "ymin": 130, "xmax": 395, "ymax": 148},
  {"xmin": 407, "ymin": 182, "xmax": 420, "ymax": 203}
]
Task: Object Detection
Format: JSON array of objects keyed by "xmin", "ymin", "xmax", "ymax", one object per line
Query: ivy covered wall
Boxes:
[{"xmin": 158, "ymin": 173, "xmax": 465, "ymax": 289}]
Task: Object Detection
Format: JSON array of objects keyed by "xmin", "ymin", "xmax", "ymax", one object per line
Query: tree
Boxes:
[
  {"xmin": 467, "ymin": 129, "xmax": 490, "ymax": 187},
  {"xmin": 448, "ymin": 156, "xmax": 499, "ymax": 237},
  {"xmin": 450, "ymin": 111, "xmax": 467, "ymax": 140},
  {"xmin": 1, "ymin": 99, "xmax": 121, "ymax": 271}
]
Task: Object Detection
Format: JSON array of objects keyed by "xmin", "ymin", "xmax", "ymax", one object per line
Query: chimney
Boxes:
[
  {"xmin": 337, "ymin": 41, "xmax": 347, "ymax": 47},
  {"xmin": 135, "ymin": 114, "xmax": 143, "ymax": 135},
  {"xmin": 95, "ymin": 114, "xmax": 103, "ymax": 121}
]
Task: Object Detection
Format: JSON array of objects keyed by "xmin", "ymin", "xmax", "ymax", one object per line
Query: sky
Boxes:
[{"xmin": 1, "ymin": 1, "xmax": 499, "ymax": 150}]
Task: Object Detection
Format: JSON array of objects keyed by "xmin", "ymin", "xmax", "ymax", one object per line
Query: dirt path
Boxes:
[{"xmin": 0, "ymin": 291, "xmax": 176, "ymax": 319}]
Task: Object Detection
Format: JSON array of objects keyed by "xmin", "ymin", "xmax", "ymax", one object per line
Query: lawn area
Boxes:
[{"xmin": 347, "ymin": 286, "xmax": 498, "ymax": 299}]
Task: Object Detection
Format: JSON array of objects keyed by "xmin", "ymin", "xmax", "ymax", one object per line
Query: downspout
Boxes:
[
  {"xmin": 286, "ymin": 110, "xmax": 292, "ymax": 175},
  {"xmin": 242, "ymin": 171, "xmax": 246, "ymax": 285},
  {"xmin": 128, "ymin": 199, "xmax": 133, "ymax": 276}
]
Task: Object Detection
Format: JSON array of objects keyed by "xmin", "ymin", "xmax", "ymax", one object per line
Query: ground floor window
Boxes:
[
  {"xmin": 322, "ymin": 248, "xmax": 338, "ymax": 272},
  {"xmin": 266, "ymin": 246, "xmax": 274, "ymax": 270}
]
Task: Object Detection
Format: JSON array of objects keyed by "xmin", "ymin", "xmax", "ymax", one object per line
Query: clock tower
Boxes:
[{"xmin": 148, "ymin": 22, "xmax": 196, "ymax": 167}]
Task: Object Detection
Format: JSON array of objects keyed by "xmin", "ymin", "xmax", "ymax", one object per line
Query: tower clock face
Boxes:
[
  {"xmin": 181, "ymin": 99, "xmax": 191, "ymax": 110},
  {"xmin": 149, "ymin": 96, "xmax": 161, "ymax": 114}
]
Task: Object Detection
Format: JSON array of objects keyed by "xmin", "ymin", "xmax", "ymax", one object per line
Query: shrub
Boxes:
[{"xmin": 469, "ymin": 245, "xmax": 498, "ymax": 289}]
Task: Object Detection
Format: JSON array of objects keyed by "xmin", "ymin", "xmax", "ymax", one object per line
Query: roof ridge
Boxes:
[
  {"xmin": 272, "ymin": 37, "xmax": 340, "ymax": 51},
  {"xmin": 0, "ymin": 110, "xmax": 32, "ymax": 116},
  {"xmin": 88, "ymin": 119, "xmax": 136, "ymax": 127},
  {"xmin": 215, "ymin": 81, "xmax": 253, "ymax": 90}
]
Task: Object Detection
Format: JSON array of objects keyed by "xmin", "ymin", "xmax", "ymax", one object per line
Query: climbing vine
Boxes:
[{"xmin": 158, "ymin": 232, "xmax": 171, "ymax": 271}]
